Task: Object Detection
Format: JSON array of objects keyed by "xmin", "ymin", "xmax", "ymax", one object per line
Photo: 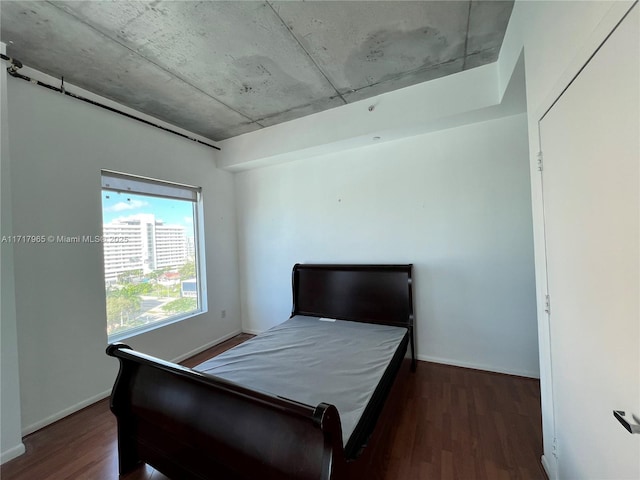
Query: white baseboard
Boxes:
[
  {"xmin": 541, "ymin": 454, "xmax": 557, "ymax": 480},
  {"xmin": 417, "ymin": 354, "xmax": 540, "ymax": 379},
  {"xmin": 241, "ymin": 328, "xmax": 263, "ymax": 335},
  {"xmin": 171, "ymin": 329, "xmax": 242, "ymax": 363},
  {"xmin": 22, "ymin": 388, "xmax": 112, "ymax": 437},
  {"xmin": 1, "ymin": 442, "xmax": 26, "ymax": 464},
  {"xmin": 22, "ymin": 330, "xmax": 243, "ymax": 437}
]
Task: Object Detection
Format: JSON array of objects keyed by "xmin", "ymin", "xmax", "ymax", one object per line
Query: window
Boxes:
[{"xmin": 101, "ymin": 170, "xmax": 205, "ymax": 341}]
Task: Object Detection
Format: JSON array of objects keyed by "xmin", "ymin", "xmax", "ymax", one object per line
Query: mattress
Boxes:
[{"xmin": 194, "ymin": 315, "xmax": 408, "ymax": 456}]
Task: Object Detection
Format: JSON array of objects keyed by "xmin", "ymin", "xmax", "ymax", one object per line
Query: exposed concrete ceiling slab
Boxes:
[
  {"xmin": 0, "ymin": 1, "xmax": 261, "ymax": 139},
  {"xmin": 464, "ymin": 46, "xmax": 500, "ymax": 70},
  {"xmin": 256, "ymin": 95, "xmax": 346, "ymax": 127},
  {"xmin": 54, "ymin": 1, "xmax": 342, "ymax": 120},
  {"xmin": 343, "ymin": 58, "xmax": 464, "ymax": 103},
  {"xmin": 270, "ymin": 0, "xmax": 469, "ymax": 94},
  {"xmin": 0, "ymin": 1, "xmax": 514, "ymax": 142},
  {"xmin": 467, "ymin": 0, "xmax": 514, "ymax": 55}
]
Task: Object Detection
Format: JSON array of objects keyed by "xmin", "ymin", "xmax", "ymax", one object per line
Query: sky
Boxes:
[{"xmin": 102, "ymin": 191, "xmax": 195, "ymax": 237}]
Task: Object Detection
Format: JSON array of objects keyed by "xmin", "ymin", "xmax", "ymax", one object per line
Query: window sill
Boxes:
[{"xmin": 107, "ymin": 309, "xmax": 205, "ymax": 344}]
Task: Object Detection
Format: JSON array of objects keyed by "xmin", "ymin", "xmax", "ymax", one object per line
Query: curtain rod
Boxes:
[{"xmin": 0, "ymin": 53, "xmax": 221, "ymax": 151}]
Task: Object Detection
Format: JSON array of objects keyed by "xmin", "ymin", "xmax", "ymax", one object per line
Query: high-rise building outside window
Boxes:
[{"xmin": 101, "ymin": 171, "xmax": 205, "ymax": 342}]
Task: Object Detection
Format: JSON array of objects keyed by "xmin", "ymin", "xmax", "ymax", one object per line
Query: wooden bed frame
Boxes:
[{"xmin": 107, "ymin": 264, "xmax": 415, "ymax": 480}]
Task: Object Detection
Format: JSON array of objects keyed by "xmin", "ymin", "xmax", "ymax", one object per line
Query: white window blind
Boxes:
[{"xmin": 101, "ymin": 170, "xmax": 200, "ymax": 202}]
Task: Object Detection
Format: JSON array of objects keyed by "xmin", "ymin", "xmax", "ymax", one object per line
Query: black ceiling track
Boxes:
[{"xmin": 0, "ymin": 53, "xmax": 221, "ymax": 151}]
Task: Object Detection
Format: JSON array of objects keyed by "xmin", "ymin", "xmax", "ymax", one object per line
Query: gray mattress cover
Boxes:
[{"xmin": 194, "ymin": 315, "xmax": 407, "ymax": 445}]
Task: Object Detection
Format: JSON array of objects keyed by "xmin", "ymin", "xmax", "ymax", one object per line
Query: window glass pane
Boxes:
[{"xmin": 102, "ymin": 181, "xmax": 202, "ymax": 340}]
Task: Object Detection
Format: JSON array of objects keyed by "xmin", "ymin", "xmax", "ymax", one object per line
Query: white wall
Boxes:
[
  {"xmin": 0, "ymin": 42, "xmax": 26, "ymax": 464},
  {"xmin": 235, "ymin": 113, "xmax": 539, "ymax": 378},
  {"xmin": 497, "ymin": 1, "xmax": 637, "ymax": 478},
  {"xmin": 6, "ymin": 71, "xmax": 241, "ymax": 435}
]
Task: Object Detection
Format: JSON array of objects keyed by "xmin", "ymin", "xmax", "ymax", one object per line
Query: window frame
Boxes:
[{"xmin": 101, "ymin": 170, "xmax": 207, "ymax": 343}]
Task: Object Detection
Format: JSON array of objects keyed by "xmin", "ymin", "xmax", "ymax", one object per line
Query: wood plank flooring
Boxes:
[
  {"xmin": 383, "ymin": 362, "xmax": 546, "ymax": 480},
  {"xmin": 2, "ymin": 334, "xmax": 546, "ymax": 479}
]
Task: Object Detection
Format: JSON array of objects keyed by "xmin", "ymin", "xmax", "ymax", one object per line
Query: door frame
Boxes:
[{"xmin": 529, "ymin": 2, "xmax": 639, "ymax": 478}]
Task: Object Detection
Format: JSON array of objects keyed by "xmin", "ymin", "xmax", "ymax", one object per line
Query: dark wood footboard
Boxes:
[
  {"xmin": 107, "ymin": 263, "xmax": 416, "ymax": 479},
  {"xmin": 107, "ymin": 343, "xmax": 347, "ymax": 480}
]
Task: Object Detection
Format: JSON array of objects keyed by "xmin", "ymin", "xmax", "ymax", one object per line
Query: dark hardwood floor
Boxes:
[{"xmin": 2, "ymin": 334, "xmax": 546, "ymax": 480}]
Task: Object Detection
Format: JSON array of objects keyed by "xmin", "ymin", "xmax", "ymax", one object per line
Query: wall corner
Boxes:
[{"xmin": 0, "ymin": 40, "xmax": 26, "ymax": 464}]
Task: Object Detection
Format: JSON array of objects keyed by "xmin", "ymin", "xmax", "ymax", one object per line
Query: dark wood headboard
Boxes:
[
  {"xmin": 292, "ymin": 263, "xmax": 413, "ymax": 327},
  {"xmin": 291, "ymin": 264, "xmax": 415, "ymax": 369}
]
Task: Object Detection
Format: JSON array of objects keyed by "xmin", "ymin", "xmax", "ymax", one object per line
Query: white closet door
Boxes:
[{"xmin": 540, "ymin": 4, "xmax": 639, "ymax": 479}]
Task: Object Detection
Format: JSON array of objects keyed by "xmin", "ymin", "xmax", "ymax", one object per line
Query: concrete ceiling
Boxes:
[{"xmin": 0, "ymin": 1, "xmax": 514, "ymax": 142}]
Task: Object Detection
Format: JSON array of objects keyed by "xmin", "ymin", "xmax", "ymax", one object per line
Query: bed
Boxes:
[{"xmin": 107, "ymin": 263, "xmax": 415, "ymax": 480}]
